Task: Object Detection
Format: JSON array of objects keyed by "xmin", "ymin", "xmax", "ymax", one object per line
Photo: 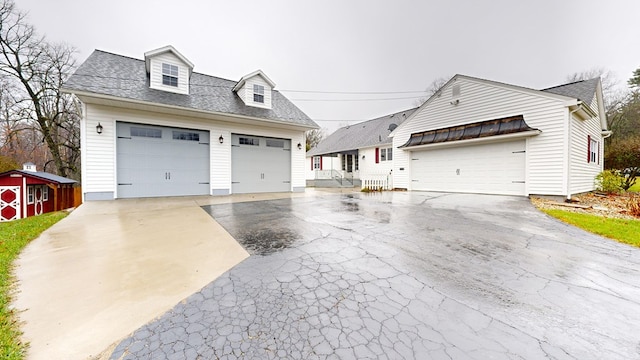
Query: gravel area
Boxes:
[{"xmin": 531, "ymin": 192, "xmax": 639, "ymax": 220}]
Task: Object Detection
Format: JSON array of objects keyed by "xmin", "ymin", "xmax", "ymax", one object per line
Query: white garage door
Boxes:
[
  {"xmin": 411, "ymin": 140, "xmax": 526, "ymax": 196},
  {"xmin": 116, "ymin": 122, "xmax": 210, "ymax": 198},
  {"xmin": 231, "ymin": 134, "xmax": 291, "ymax": 194}
]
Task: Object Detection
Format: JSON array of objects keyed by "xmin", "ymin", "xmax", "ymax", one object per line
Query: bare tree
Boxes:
[
  {"xmin": 414, "ymin": 76, "xmax": 451, "ymax": 107},
  {"xmin": 0, "ymin": 0, "xmax": 80, "ymax": 178},
  {"xmin": 305, "ymin": 128, "xmax": 325, "ymax": 151}
]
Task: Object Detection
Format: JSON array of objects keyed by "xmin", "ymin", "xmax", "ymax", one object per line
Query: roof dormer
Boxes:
[
  {"xmin": 144, "ymin": 45, "xmax": 194, "ymax": 95},
  {"xmin": 233, "ymin": 70, "xmax": 276, "ymax": 109}
]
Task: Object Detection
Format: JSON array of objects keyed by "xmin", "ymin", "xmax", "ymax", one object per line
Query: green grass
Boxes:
[
  {"xmin": 543, "ymin": 209, "xmax": 640, "ymax": 247},
  {"xmin": 0, "ymin": 212, "xmax": 67, "ymax": 359},
  {"xmin": 629, "ymin": 181, "xmax": 640, "ymax": 193}
]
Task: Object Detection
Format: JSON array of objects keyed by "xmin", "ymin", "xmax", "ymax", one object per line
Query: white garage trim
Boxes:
[{"xmin": 410, "ymin": 140, "xmax": 527, "ymax": 196}]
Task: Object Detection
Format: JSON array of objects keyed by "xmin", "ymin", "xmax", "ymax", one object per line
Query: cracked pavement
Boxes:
[{"xmin": 110, "ymin": 192, "xmax": 640, "ymax": 359}]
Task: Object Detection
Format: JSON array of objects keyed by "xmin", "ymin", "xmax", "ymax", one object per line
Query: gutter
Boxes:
[{"xmin": 60, "ymin": 88, "xmax": 320, "ymax": 131}]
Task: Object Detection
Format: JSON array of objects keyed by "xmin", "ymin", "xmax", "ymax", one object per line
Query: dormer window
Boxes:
[
  {"xmin": 253, "ymin": 84, "xmax": 265, "ymax": 103},
  {"xmin": 162, "ymin": 63, "xmax": 179, "ymax": 87}
]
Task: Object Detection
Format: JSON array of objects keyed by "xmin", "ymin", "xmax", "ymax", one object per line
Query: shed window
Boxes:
[
  {"xmin": 27, "ymin": 186, "xmax": 34, "ymax": 204},
  {"xmin": 253, "ymin": 84, "xmax": 265, "ymax": 103},
  {"xmin": 162, "ymin": 63, "xmax": 179, "ymax": 87},
  {"xmin": 42, "ymin": 186, "xmax": 48, "ymax": 201}
]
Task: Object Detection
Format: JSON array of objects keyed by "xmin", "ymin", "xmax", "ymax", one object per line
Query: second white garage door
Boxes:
[
  {"xmin": 410, "ymin": 140, "xmax": 526, "ymax": 196},
  {"xmin": 231, "ymin": 134, "xmax": 291, "ymax": 194}
]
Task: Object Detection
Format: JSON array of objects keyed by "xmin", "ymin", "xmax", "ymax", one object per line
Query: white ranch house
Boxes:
[
  {"xmin": 63, "ymin": 46, "xmax": 317, "ymax": 200},
  {"xmin": 309, "ymin": 74, "xmax": 608, "ymax": 198},
  {"xmin": 306, "ymin": 108, "xmax": 417, "ymax": 189}
]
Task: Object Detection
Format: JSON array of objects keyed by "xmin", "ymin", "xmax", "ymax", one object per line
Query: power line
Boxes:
[{"xmin": 279, "ymin": 89, "xmax": 427, "ymax": 95}]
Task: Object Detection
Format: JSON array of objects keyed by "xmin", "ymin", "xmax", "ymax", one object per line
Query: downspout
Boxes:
[{"xmin": 566, "ymin": 107, "xmax": 581, "ymax": 201}]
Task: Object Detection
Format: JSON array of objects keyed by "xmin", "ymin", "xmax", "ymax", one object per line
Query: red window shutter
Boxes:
[
  {"xmin": 319, "ymin": 157, "xmax": 323, "ymax": 170},
  {"xmin": 375, "ymin": 148, "xmax": 379, "ymax": 164},
  {"xmin": 587, "ymin": 135, "xmax": 591, "ymax": 163},
  {"xmin": 311, "ymin": 157, "xmax": 314, "ymax": 170}
]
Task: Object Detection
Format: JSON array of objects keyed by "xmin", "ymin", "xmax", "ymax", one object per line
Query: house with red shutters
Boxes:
[
  {"xmin": 306, "ymin": 108, "xmax": 416, "ymax": 189},
  {"xmin": 0, "ymin": 163, "xmax": 77, "ymax": 221}
]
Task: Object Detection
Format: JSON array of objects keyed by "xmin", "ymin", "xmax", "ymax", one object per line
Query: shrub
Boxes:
[
  {"xmin": 595, "ymin": 170, "xmax": 624, "ymax": 194},
  {"xmin": 628, "ymin": 194, "xmax": 640, "ymax": 217}
]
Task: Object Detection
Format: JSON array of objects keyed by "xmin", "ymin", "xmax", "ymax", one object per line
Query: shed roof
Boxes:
[
  {"xmin": 0, "ymin": 170, "xmax": 77, "ymax": 184},
  {"xmin": 307, "ymin": 107, "xmax": 417, "ymax": 157},
  {"xmin": 63, "ymin": 50, "xmax": 317, "ymax": 128},
  {"xmin": 399, "ymin": 115, "xmax": 538, "ymax": 148}
]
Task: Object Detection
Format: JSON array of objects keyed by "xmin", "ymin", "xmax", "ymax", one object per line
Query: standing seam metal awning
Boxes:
[{"xmin": 399, "ymin": 115, "xmax": 538, "ymax": 148}]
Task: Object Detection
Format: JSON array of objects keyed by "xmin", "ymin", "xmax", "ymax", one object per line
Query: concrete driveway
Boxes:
[
  {"xmin": 13, "ymin": 192, "xmax": 313, "ymax": 359},
  {"xmin": 108, "ymin": 191, "xmax": 640, "ymax": 360}
]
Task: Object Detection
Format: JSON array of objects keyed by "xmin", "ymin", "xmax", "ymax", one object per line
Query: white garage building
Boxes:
[
  {"xmin": 63, "ymin": 46, "xmax": 317, "ymax": 200},
  {"xmin": 392, "ymin": 75, "xmax": 609, "ymax": 198}
]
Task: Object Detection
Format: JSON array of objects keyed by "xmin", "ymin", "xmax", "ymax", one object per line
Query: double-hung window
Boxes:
[
  {"xmin": 162, "ymin": 63, "xmax": 179, "ymax": 87},
  {"xmin": 589, "ymin": 137, "xmax": 599, "ymax": 163},
  {"xmin": 253, "ymin": 84, "xmax": 265, "ymax": 103},
  {"xmin": 313, "ymin": 156, "xmax": 321, "ymax": 170}
]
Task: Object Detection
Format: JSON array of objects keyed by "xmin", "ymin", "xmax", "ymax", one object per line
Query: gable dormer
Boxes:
[
  {"xmin": 144, "ymin": 45, "xmax": 194, "ymax": 95},
  {"xmin": 232, "ymin": 70, "xmax": 275, "ymax": 109}
]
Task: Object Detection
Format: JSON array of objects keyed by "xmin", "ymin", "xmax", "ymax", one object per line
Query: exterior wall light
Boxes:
[
  {"xmin": 96, "ymin": 122, "xmax": 103, "ymax": 134},
  {"xmin": 219, "ymin": 135, "xmax": 224, "ymax": 144},
  {"xmin": 297, "ymin": 142, "xmax": 302, "ymax": 150}
]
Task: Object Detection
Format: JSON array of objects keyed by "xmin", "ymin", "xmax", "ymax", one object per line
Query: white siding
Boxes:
[
  {"xmin": 149, "ymin": 53, "xmax": 189, "ymax": 95},
  {"xmin": 569, "ymin": 96, "xmax": 604, "ymax": 195},
  {"xmin": 305, "ymin": 155, "xmax": 341, "ymax": 180},
  {"xmin": 236, "ymin": 75, "xmax": 272, "ymax": 109},
  {"xmin": 83, "ymin": 104, "xmax": 305, "ymax": 198},
  {"xmin": 358, "ymin": 146, "xmax": 394, "ymax": 178},
  {"xmin": 392, "ymin": 77, "xmax": 568, "ymax": 196}
]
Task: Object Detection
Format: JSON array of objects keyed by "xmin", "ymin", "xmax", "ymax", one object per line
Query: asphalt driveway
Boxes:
[{"xmin": 110, "ymin": 191, "xmax": 640, "ymax": 359}]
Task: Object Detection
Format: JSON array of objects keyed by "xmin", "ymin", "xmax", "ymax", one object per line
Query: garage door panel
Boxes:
[
  {"xmin": 411, "ymin": 140, "xmax": 525, "ymax": 196},
  {"xmin": 231, "ymin": 134, "xmax": 291, "ymax": 194},
  {"xmin": 116, "ymin": 122, "xmax": 210, "ymax": 198}
]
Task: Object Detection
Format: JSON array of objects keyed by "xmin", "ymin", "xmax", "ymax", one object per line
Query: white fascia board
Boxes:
[
  {"xmin": 401, "ymin": 130, "xmax": 541, "ymax": 152},
  {"xmin": 67, "ymin": 90, "xmax": 317, "ymax": 131}
]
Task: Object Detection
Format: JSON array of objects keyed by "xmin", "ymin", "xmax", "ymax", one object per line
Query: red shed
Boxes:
[{"xmin": 0, "ymin": 163, "xmax": 78, "ymax": 222}]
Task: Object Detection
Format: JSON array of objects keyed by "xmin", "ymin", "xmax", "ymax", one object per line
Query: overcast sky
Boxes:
[{"xmin": 16, "ymin": 0, "xmax": 640, "ymax": 132}]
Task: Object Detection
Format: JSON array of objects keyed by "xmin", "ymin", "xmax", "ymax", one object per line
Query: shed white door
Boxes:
[
  {"xmin": 116, "ymin": 122, "xmax": 210, "ymax": 198},
  {"xmin": 231, "ymin": 134, "xmax": 291, "ymax": 194},
  {"xmin": 410, "ymin": 140, "xmax": 526, "ymax": 196}
]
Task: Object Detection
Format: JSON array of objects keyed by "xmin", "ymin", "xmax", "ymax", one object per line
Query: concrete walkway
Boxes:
[{"xmin": 13, "ymin": 192, "xmax": 326, "ymax": 359}]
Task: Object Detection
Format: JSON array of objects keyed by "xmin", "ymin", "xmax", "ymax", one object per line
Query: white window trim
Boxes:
[
  {"xmin": 590, "ymin": 138, "xmax": 598, "ymax": 164},
  {"xmin": 162, "ymin": 63, "xmax": 179, "ymax": 87},
  {"xmin": 42, "ymin": 186, "xmax": 49, "ymax": 201},
  {"xmin": 253, "ymin": 84, "xmax": 265, "ymax": 103},
  {"xmin": 313, "ymin": 156, "xmax": 321, "ymax": 170},
  {"xmin": 27, "ymin": 186, "xmax": 34, "ymax": 204}
]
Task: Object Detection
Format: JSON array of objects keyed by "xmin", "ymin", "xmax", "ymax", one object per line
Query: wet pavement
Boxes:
[{"xmin": 110, "ymin": 192, "xmax": 640, "ymax": 359}]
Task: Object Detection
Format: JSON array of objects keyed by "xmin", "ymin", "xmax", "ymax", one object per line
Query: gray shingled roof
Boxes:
[
  {"xmin": 63, "ymin": 50, "xmax": 317, "ymax": 128},
  {"xmin": 307, "ymin": 108, "xmax": 417, "ymax": 156},
  {"xmin": 541, "ymin": 78, "xmax": 599, "ymax": 105},
  {"xmin": 0, "ymin": 170, "xmax": 77, "ymax": 184}
]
